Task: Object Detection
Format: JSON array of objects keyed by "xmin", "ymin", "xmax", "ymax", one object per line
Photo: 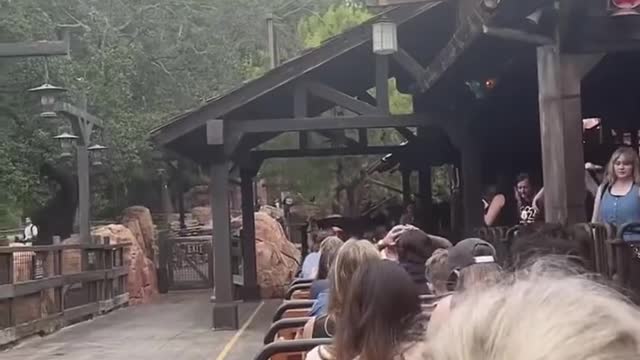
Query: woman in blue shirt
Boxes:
[{"xmin": 592, "ymin": 147, "xmax": 640, "ymax": 241}]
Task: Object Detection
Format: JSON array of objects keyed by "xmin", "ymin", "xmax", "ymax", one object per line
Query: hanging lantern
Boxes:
[
  {"xmin": 372, "ymin": 17, "xmax": 397, "ymax": 55},
  {"xmin": 28, "ymin": 83, "xmax": 67, "ymax": 119},
  {"xmin": 53, "ymin": 132, "xmax": 78, "ymax": 159},
  {"xmin": 88, "ymin": 144, "xmax": 108, "ymax": 166},
  {"xmin": 610, "ymin": 0, "xmax": 640, "ymax": 16}
]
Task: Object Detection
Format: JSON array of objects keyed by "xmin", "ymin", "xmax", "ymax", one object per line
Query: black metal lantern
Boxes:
[
  {"xmin": 88, "ymin": 144, "xmax": 108, "ymax": 166},
  {"xmin": 53, "ymin": 132, "xmax": 78, "ymax": 158},
  {"xmin": 28, "ymin": 83, "xmax": 67, "ymax": 119}
]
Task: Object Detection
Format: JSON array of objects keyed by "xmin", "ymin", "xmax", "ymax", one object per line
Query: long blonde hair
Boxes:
[
  {"xmin": 419, "ymin": 259, "xmax": 640, "ymax": 360},
  {"xmin": 328, "ymin": 239, "xmax": 380, "ymax": 316},
  {"xmin": 605, "ymin": 146, "xmax": 640, "ymax": 185}
]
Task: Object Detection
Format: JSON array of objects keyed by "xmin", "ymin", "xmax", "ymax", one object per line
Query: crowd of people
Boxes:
[
  {"xmin": 284, "ymin": 145, "xmax": 640, "ymax": 360},
  {"xmin": 292, "ymin": 224, "xmax": 640, "ymax": 360},
  {"xmin": 483, "ymin": 146, "xmax": 640, "ymax": 238}
]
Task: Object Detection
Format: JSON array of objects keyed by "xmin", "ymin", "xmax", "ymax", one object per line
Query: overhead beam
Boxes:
[
  {"xmin": 252, "ymin": 145, "xmax": 404, "ymax": 159},
  {"xmin": 0, "ymin": 40, "xmax": 69, "ymax": 58},
  {"xmin": 150, "ymin": 3, "xmax": 435, "ymax": 145},
  {"xmin": 306, "ymin": 81, "xmax": 382, "ymax": 115},
  {"xmin": 358, "ymin": 91, "xmax": 415, "ymax": 141},
  {"xmin": 410, "ymin": 0, "xmax": 523, "ymax": 93},
  {"xmin": 482, "ymin": 25, "xmax": 553, "ymax": 46},
  {"xmin": 392, "ymin": 48, "xmax": 428, "ymax": 91},
  {"xmin": 231, "ymin": 114, "xmax": 443, "ymax": 134}
]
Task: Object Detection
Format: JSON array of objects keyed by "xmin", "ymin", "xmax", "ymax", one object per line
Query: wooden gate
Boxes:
[{"xmin": 164, "ymin": 236, "xmax": 213, "ymax": 290}]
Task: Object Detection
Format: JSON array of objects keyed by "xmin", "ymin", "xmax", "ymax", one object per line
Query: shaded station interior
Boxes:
[{"xmin": 151, "ymin": 0, "xmax": 640, "ymax": 329}]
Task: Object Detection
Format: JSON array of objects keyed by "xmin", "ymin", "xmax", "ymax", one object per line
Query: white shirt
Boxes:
[{"xmin": 24, "ymin": 224, "xmax": 38, "ymax": 240}]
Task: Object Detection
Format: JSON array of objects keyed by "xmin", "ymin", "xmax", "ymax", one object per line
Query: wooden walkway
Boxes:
[{"xmin": 1, "ymin": 291, "xmax": 279, "ymax": 360}]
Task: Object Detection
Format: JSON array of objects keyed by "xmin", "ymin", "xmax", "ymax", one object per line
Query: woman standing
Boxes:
[{"xmin": 592, "ymin": 147, "xmax": 640, "ymax": 240}]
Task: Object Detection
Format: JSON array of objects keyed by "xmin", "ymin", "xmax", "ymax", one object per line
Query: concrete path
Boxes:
[{"xmin": 1, "ymin": 291, "xmax": 280, "ymax": 360}]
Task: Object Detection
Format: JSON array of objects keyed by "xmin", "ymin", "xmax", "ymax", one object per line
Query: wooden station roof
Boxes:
[{"xmin": 150, "ymin": 2, "xmax": 456, "ymax": 161}]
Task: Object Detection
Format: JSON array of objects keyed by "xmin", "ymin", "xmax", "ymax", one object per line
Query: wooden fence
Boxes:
[{"xmin": 0, "ymin": 243, "xmax": 129, "ymax": 346}]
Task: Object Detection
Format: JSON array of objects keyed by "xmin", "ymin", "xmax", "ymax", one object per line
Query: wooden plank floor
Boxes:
[{"xmin": 1, "ymin": 290, "xmax": 280, "ymax": 360}]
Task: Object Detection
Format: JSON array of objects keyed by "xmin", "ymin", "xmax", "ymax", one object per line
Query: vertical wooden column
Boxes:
[
  {"xmin": 418, "ymin": 166, "xmax": 433, "ymax": 231},
  {"xmin": 210, "ymin": 158, "xmax": 238, "ymax": 330},
  {"xmin": 537, "ymin": 45, "xmax": 601, "ymax": 224},
  {"xmin": 376, "ymin": 55, "xmax": 390, "ymax": 113},
  {"xmin": 401, "ymin": 167, "xmax": 412, "ymax": 206},
  {"xmin": 240, "ymin": 168, "xmax": 259, "ymax": 300},
  {"xmin": 295, "ymin": 82, "xmax": 309, "ymax": 149},
  {"xmin": 460, "ymin": 141, "xmax": 483, "ymax": 232}
]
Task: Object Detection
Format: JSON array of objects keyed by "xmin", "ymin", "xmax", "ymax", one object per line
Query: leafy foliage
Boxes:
[{"xmin": 0, "ymin": 0, "xmax": 338, "ymax": 225}]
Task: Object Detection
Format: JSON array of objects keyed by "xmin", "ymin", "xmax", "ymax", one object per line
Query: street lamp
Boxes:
[
  {"xmin": 372, "ymin": 17, "xmax": 397, "ymax": 55},
  {"xmin": 28, "ymin": 83, "xmax": 67, "ymax": 119},
  {"xmin": 88, "ymin": 144, "xmax": 108, "ymax": 166},
  {"xmin": 53, "ymin": 132, "xmax": 78, "ymax": 159}
]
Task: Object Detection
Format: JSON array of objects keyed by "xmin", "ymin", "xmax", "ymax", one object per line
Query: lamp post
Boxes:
[
  {"xmin": 28, "ymin": 82, "xmax": 105, "ymax": 243},
  {"xmin": 372, "ymin": 16, "xmax": 397, "ymax": 114}
]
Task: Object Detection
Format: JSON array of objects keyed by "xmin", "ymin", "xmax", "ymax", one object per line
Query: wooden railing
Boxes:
[{"xmin": 0, "ymin": 243, "xmax": 129, "ymax": 346}]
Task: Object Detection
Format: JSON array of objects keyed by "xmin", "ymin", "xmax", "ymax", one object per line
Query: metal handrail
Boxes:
[{"xmin": 254, "ymin": 339, "xmax": 332, "ymax": 360}]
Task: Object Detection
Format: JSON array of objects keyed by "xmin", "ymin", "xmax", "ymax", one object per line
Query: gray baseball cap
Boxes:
[{"xmin": 448, "ymin": 238, "xmax": 497, "ymax": 273}]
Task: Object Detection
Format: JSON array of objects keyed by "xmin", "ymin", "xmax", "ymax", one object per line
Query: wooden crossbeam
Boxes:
[
  {"xmin": 482, "ymin": 25, "xmax": 553, "ymax": 45},
  {"xmin": 305, "ymin": 81, "xmax": 382, "ymax": 115},
  {"xmin": 252, "ymin": 145, "xmax": 405, "ymax": 159},
  {"xmin": 392, "ymin": 48, "xmax": 428, "ymax": 91},
  {"xmin": 229, "ymin": 114, "xmax": 443, "ymax": 134}
]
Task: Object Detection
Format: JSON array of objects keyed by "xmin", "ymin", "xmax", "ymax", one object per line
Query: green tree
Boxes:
[{"xmin": 0, "ymin": 0, "xmax": 340, "ymax": 224}]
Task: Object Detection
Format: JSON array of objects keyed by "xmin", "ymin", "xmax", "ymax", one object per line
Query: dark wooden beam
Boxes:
[
  {"xmin": 482, "ymin": 25, "xmax": 553, "ymax": 46},
  {"xmin": 210, "ymin": 159, "xmax": 239, "ymax": 330},
  {"xmin": 239, "ymin": 168, "xmax": 259, "ymax": 300},
  {"xmin": 294, "ymin": 83, "xmax": 309, "ymax": 149},
  {"xmin": 392, "ymin": 48, "xmax": 428, "ymax": 91},
  {"xmin": 0, "ymin": 40, "xmax": 69, "ymax": 58},
  {"xmin": 232, "ymin": 114, "xmax": 444, "ymax": 134},
  {"xmin": 375, "ymin": 55, "xmax": 390, "ymax": 113},
  {"xmin": 358, "ymin": 91, "xmax": 415, "ymax": 141},
  {"xmin": 358, "ymin": 129, "xmax": 368, "ymax": 147},
  {"xmin": 150, "ymin": 3, "xmax": 436, "ymax": 145},
  {"xmin": 306, "ymin": 81, "xmax": 382, "ymax": 115},
  {"xmin": 253, "ymin": 145, "xmax": 404, "ymax": 159}
]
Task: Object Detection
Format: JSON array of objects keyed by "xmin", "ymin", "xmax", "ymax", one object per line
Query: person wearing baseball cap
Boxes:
[{"xmin": 428, "ymin": 238, "xmax": 503, "ymax": 335}]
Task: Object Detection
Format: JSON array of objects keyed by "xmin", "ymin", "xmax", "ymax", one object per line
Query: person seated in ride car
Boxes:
[
  {"xmin": 428, "ymin": 238, "xmax": 502, "ymax": 336},
  {"xmin": 306, "ymin": 259, "xmax": 427, "ymax": 360}
]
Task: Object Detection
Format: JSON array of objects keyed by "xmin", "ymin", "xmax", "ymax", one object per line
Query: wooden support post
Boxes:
[
  {"xmin": 358, "ymin": 129, "xmax": 368, "ymax": 147},
  {"xmin": 294, "ymin": 83, "xmax": 309, "ymax": 149},
  {"xmin": 460, "ymin": 143, "xmax": 483, "ymax": 233},
  {"xmin": 537, "ymin": 45, "xmax": 601, "ymax": 224},
  {"xmin": 210, "ymin": 158, "xmax": 238, "ymax": 330},
  {"xmin": 418, "ymin": 166, "xmax": 433, "ymax": 231},
  {"xmin": 375, "ymin": 55, "xmax": 390, "ymax": 113},
  {"xmin": 401, "ymin": 168, "xmax": 412, "ymax": 206},
  {"xmin": 240, "ymin": 168, "xmax": 259, "ymax": 300}
]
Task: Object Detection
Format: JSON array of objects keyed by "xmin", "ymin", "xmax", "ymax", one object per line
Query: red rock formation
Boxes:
[
  {"xmin": 93, "ymin": 221, "xmax": 158, "ymax": 305},
  {"xmin": 254, "ymin": 212, "xmax": 300, "ymax": 298}
]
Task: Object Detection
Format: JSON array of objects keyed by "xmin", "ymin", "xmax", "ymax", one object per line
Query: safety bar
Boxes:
[
  {"xmin": 263, "ymin": 317, "xmax": 312, "ymax": 345},
  {"xmin": 254, "ymin": 339, "xmax": 332, "ymax": 360},
  {"xmin": 285, "ymin": 283, "xmax": 312, "ymax": 300},
  {"xmin": 289, "ymin": 278, "xmax": 314, "ymax": 288},
  {"xmin": 273, "ymin": 300, "xmax": 316, "ymax": 322}
]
